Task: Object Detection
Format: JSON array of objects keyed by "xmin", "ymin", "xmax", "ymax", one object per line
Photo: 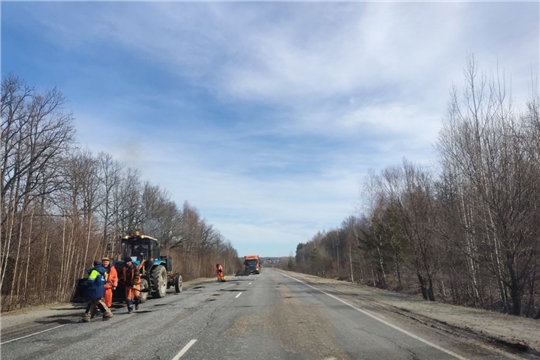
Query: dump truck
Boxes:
[
  {"xmin": 243, "ymin": 255, "xmax": 261, "ymax": 274},
  {"xmin": 113, "ymin": 232, "xmax": 182, "ymax": 302}
]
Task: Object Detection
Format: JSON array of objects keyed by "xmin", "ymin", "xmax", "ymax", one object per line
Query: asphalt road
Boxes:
[{"xmin": 0, "ymin": 269, "xmax": 525, "ymax": 360}]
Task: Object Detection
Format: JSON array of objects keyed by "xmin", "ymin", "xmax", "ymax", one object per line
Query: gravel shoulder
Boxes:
[{"xmin": 278, "ymin": 270, "xmax": 540, "ymax": 356}]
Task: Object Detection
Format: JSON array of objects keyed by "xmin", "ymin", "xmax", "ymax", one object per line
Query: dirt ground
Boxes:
[{"xmin": 282, "ymin": 270, "xmax": 540, "ymax": 355}]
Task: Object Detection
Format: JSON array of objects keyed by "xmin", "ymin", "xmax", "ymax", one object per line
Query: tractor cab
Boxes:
[{"xmin": 121, "ymin": 234, "xmax": 160, "ymax": 265}]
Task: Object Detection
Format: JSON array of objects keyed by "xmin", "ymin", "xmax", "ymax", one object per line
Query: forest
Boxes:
[
  {"xmin": 291, "ymin": 59, "xmax": 540, "ymax": 318},
  {"xmin": 1, "ymin": 74, "xmax": 240, "ymax": 311}
]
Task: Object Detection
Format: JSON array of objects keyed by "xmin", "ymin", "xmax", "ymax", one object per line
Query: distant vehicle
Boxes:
[{"xmin": 244, "ymin": 255, "xmax": 261, "ymax": 274}]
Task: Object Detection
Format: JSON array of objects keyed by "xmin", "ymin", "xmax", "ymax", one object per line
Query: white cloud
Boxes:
[
  {"xmin": 12, "ymin": 1, "xmax": 538, "ymax": 256},
  {"xmin": 219, "ymin": 3, "xmax": 466, "ymax": 101}
]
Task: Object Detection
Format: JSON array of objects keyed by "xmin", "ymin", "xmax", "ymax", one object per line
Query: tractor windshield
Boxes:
[{"xmin": 122, "ymin": 240, "xmax": 151, "ymax": 262}]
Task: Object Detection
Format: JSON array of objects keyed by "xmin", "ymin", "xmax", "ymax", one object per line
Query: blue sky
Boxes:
[{"xmin": 2, "ymin": 2, "xmax": 538, "ymax": 257}]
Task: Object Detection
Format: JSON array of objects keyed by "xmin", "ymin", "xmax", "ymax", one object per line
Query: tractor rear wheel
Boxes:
[
  {"xmin": 174, "ymin": 275, "xmax": 183, "ymax": 293},
  {"xmin": 151, "ymin": 265, "xmax": 168, "ymax": 298},
  {"xmin": 139, "ymin": 278, "xmax": 149, "ymax": 303}
]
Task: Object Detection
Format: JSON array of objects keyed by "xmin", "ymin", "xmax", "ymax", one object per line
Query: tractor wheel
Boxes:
[
  {"xmin": 139, "ymin": 278, "xmax": 149, "ymax": 303},
  {"xmin": 174, "ymin": 275, "xmax": 183, "ymax": 293},
  {"xmin": 151, "ymin": 265, "xmax": 168, "ymax": 298}
]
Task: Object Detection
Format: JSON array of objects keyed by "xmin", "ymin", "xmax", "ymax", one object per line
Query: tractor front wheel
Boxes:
[
  {"xmin": 139, "ymin": 278, "xmax": 149, "ymax": 303},
  {"xmin": 151, "ymin": 266, "xmax": 168, "ymax": 298},
  {"xmin": 174, "ymin": 275, "xmax": 183, "ymax": 293}
]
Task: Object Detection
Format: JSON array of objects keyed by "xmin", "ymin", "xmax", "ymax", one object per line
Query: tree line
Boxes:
[
  {"xmin": 290, "ymin": 57, "xmax": 540, "ymax": 318},
  {"xmin": 1, "ymin": 74, "xmax": 240, "ymax": 311}
]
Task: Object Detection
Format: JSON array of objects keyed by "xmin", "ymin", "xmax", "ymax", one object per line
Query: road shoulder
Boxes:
[{"xmin": 276, "ymin": 270, "xmax": 540, "ymax": 357}]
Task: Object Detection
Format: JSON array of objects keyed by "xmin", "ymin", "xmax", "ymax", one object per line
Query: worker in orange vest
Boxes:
[
  {"xmin": 101, "ymin": 257, "xmax": 118, "ymax": 308},
  {"xmin": 120, "ymin": 257, "xmax": 141, "ymax": 313},
  {"xmin": 216, "ymin": 263, "xmax": 223, "ymax": 282}
]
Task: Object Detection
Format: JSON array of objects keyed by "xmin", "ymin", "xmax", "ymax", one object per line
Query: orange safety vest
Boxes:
[
  {"xmin": 106, "ymin": 266, "xmax": 118, "ymax": 287},
  {"xmin": 123, "ymin": 264, "xmax": 140, "ymax": 285}
]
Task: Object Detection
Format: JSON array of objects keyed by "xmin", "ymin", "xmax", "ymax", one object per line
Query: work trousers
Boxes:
[
  {"xmin": 124, "ymin": 283, "xmax": 140, "ymax": 301},
  {"xmin": 125, "ymin": 283, "xmax": 140, "ymax": 311},
  {"xmin": 83, "ymin": 299, "xmax": 112, "ymax": 321},
  {"xmin": 104, "ymin": 288, "xmax": 113, "ymax": 308}
]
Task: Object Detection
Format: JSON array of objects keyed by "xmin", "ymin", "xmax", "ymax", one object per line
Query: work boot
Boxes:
[
  {"xmin": 127, "ymin": 307, "xmax": 133, "ymax": 314},
  {"xmin": 82, "ymin": 312, "xmax": 91, "ymax": 323},
  {"xmin": 91, "ymin": 309, "xmax": 101, "ymax": 319},
  {"xmin": 102, "ymin": 310, "xmax": 113, "ymax": 321},
  {"xmin": 135, "ymin": 303, "xmax": 139, "ymax": 310}
]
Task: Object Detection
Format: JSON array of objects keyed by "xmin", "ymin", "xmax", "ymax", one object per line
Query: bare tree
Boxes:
[
  {"xmin": 96, "ymin": 152, "xmax": 123, "ymax": 254},
  {"xmin": 437, "ymin": 56, "xmax": 540, "ymax": 315},
  {"xmin": 1, "ymin": 75, "xmax": 241, "ymax": 311},
  {"xmin": 1, "ymin": 75, "xmax": 74, "ymax": 304}
]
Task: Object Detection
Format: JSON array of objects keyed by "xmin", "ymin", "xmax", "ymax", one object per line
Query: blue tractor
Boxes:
[{"xmin": 114, "ymin": 233, "xmax": 182, "ymax": 302}]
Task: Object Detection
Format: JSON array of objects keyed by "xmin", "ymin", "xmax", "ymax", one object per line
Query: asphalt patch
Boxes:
[{"xmin": 490, "ymin": 337, "xmax": 540, "ymax": 356}]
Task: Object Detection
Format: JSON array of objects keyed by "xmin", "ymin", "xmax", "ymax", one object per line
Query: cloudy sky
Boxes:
[{"xmin": 2, "ymin": 2, "xmax": 538, "ymax": 257}]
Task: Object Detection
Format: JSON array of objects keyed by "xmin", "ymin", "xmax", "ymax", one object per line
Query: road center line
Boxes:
[
  {"xmin": 0, "ymin": 324, "xmax": 65, "ymax": 345},
  {"xmin": 171, "ymin": 339, "xmax": 197, "ymax": 360},
  {"xmin": 235, "ymin": 292, "xmax": 242, "ymax": 298},
  {"xmin": 279, "ymin": 272, "xmax": 468, "ymax": 360}
]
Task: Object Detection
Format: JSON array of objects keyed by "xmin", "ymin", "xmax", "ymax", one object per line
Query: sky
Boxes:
[{"xmin": 2, "ymin": 1, "xmax": 539, "ymax": 257}]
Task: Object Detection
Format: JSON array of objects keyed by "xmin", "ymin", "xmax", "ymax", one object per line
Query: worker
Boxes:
[
  {"xmin": 102, "ymin": 257, "xmax": 118, "ymax": 308},
  {"xmin": 86, "ymin": 260, "xmax": 102, "ymax": 318},
  {"xmin": 216, "ymin": 263, "xmax": 223, "ymax": 282},
  {"xmin": 121, "ymin": 256, "xmax": 141, "ymax": 313},
  {"xmin": 82, "ymin": 260, "xmax": 113, "ymax": 322}
]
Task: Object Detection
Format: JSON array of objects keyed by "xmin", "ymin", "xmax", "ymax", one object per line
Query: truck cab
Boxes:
[{"xmin": 244, "ymin": 255, "xmax": 260, "ymax": 274}]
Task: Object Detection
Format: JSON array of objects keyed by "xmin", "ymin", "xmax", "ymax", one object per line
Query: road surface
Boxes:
[{"xmin": 0, "ymin": 269, "xmax": 532, "ymax": 360}]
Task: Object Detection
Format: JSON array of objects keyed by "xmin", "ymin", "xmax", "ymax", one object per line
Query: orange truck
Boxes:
[{"xmin": 243, "ymin": 255, "xmax": 261, "ymax": 274}]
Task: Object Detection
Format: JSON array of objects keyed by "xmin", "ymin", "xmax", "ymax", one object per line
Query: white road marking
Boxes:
[
  {"xmin": 249, "ymin": 282, "xmax": 252, "ymax": 285},
  {"xmin": 235, "ymin": 292, "xmax": 242, "ymax": 299},
  {"xmin": 280, "ymin": 272, "xmax": 469, "ymax": 360},
  {"xmin": 171, "ymin": 339, "xmax": 197, "ymax": 360},
  {"xmin": 0, "ymin": 324, "xmax": 65, "ymax": 345}
]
